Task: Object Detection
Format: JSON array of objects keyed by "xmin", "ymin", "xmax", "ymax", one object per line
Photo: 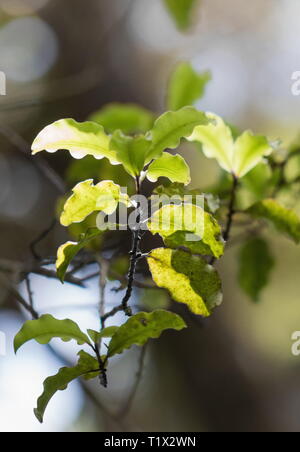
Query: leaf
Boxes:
[
  {"xmin": 148, "ymin": 203, "xmax": 224, "ymax": 258},
  {"xmin": 32, "ymin": 119, "xmax": 118, "ymax": 163},
  {"xmin": 147, "ymin": 248, "xmax": 222, "ymax": 317},
  {"xmin": 146, "ymin": 107, "xmax": 210, "ymax": 162},
  {"xmin": 163, "ymin": 0, "xmax": 199, "ymax": 30},
  {"xmin": 167, "ymin": 62, "xmax": 211, "ymax": 110},
  {"xmin": 56, "ymin": 229, "xmax": 102, "ymax": 282},
  {"xmin": 232, "ymin": 131, "xmax": 273, "ymax": 178},
  {"xmin": 238, "ymin": 237, "xmax": 274, "ymax": 302},
  {"xmin": 108, "ymin": 310, "xmax": 186, "ymax": 357},
  {"xmin": 34, "ymin": 351, "xmax": 99, "ymax": 423},
  {"xmin": 60, "ymin": 179, "xmax": 130, "ymax": 227},
  {"xmin": 146, "ymin": 153, "xmax": 191, "ymax": 185},
  {"xmin": 14, "ymin": 314, "xmax": 91, "ymax": 353},
  {"xmin": 109, "ymin": 131, "xmax": 150, "ymax": 177},
  {"xmin": 89, "ymin": 103, "xmax": 155, "ymax": 134},
  {"xmin": 188, "ymin": 113, "xmax": 273, "ymax": 178},
  {"xmin": 247, "ymin": 199, "xmax": 300, "ymax": 243},
  {"xmin": 188, "ymin": 113, "xmax": 234, "ymax": 173},
  {"xmin": 87, "ymin": 327, "xmax": 119, "ymax": 343}
]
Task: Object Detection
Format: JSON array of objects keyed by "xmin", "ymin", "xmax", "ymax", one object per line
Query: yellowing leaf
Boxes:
[
  {"xmin": 60, "ymin": 179, "xmax": 129, "ymax": 227},
  {"xmin": 167, "ymin": 62, "xmax": 211, "ymax": 110},
  {"xmin": 148, "ymin": 203, "xmax": 224, "ymax": 258},
  {"xmin": 34, "ymin": 351, "xmax": 99, "ymax": 423},
  {"xmin": 110, "ymin": 131, "xmax": 150, "ymax": 177},
  {"xmin": 188, "ymin": 113, "xmax": 273, "ymax": 178},
  {"xmin": 146, "ymin": 153, "xmax": 191, "ymax": 185},
  {"xmin": 147, "ymin": 248, "xmax": 222, "ymax": 317},
  {"xmin": 14, "ymin": 315, "xmax": 91, "ymax": 353},
  {"xmin": 32, "ymin": 119, "xmax": 118, "ymax": 163},
  {"xmin": 108, "ymin": 310, "xmax": 186, "ymax": 357},
  {"xmin": 247, "ymin": 199, "xmax": 300, "ymax": 243},
  {"xmin": 56, "ymin": 229, "xmax": 102, "ymax": 282},
  {"xmin": 146, "ymin": 107, "xmax": 210, "ymax": 162},
  {"xmin": 89, "ymin": 103, "xmax": 155, "ymax": 134}
]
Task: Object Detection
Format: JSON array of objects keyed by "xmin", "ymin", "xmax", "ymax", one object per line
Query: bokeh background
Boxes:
[{"xmin": 1, "ymin": 0, "xmax": 300, "ymax": 432}]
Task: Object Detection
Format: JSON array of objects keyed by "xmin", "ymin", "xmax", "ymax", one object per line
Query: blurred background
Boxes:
[{"xmin": 1, "ymin": 0, "xmax": 300, "ymax": 432}]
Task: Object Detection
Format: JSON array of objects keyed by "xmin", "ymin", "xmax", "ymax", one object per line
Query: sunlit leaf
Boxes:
[
  {"xmin": 146, "ymin": 107, "xmax": 210, "ymax": 162},
  {"xmin": 146, "ymin": 153, "xmax": 191, "ymax": 185},
  {"xmin": 89, "ymin": 103, "xmax": 155, "ymax": 134},
  {"xmin": 148, "ymin": 203, "xmax": 224, "ymax": 258},
  {"xmin": 110, "ymin": 131, "xmax": 150, "ymax": 177},
  {"xmin": 238, "ymin": 237, "xmax": 274, "ymax": 302},
  {"xmin": 14, "ymin": 315, "xmax": 91, "ymax": 353},
  {"xmin": 247, "ymin": 199, "xmax": 300, "ymax": 243},
  {"xmin": 56, "ymin": 229, "xmax": 102, "ymax": 282},
  {"xmin": 32, "ymin": 119, "xmax": 118, "ymax": 163},
  {"xmin": 232, "ymin": 131, "xmax": 273, "ymax": 178},
  {"xmin": 188, "ymin": 113, "xmax": 273, "ymax": 178},
  {"xmin": 188, "ymin": 113, "xmax": 234, "ymax": 173},
  {"xmin": 108, "ymin": 310, "xmax": 186, "ymax": 357},
  {"xmin": 34, "ymin": 351, "xmax": 99, "ymax": 423},
  {"xmin": 167, "ymin": 62, "xmax": 211, "ymax": 110},
  {"xmin": 147, "ymin": 248, "xmax": 222, "ymax": 317},
  {"xmin": 60, "ymin": 179, "xmax": 130, "ymax": 227},
  {"xmin": 163, "ymin": 0, "xmax": 199, "ymax": 30}
]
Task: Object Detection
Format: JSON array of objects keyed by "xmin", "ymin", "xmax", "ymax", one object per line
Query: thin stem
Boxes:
[
  {"xmin": 25, "ymin": 275, "xmax": 34, "ymax": 309},
  {"xmin": 120, "ymin": 176, "xmax": 143, "ymax": 316},
  {"xmin": 223, "ymin": 174, "xmax": 238, "ymax": 242},
  {"xmin": 97, "ymin": 257, "xmax": 109, "ymax": 329},
  {"xmin": 209, "ymin": 174, "xmax": 238, "ymax": 266}
]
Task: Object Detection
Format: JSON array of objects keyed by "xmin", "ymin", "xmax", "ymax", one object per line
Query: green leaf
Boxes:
[
  {"xmin": 163, "ymin": 0, "xmax": 199, "ymax": 30},
  {"xmin": 108, "ymin": 310, "xmax": 186, "ymax": 357},
  {"xmin": 233, "ymin": 131, "xmax": 273, "ymax": 178},
  {"xmin": 56, "ymin": 229, "xmax": 102, "ymax": 282},
  {"xmin": 247, "ymin": 199, "xmax": 300, "ymax": 243},
  {"xmin": 146, "ymin": 153, "xmax": 191, "ymax": 185},
  {"xmin": 109, "ymin": 131, "xmax": 150, "ymax": 177},
  {"xmin": 148, "ymin": 203, "xmax": 224, "ymax": 258},
  {"xmin": 34, "ymin": 351, "xmax": 99, "ymax": 423},
  {"xmin": 89, "ymin": 103, "xmax": 155, "ymax": 134},
  {"xmin": 87, "ymin": 327, "xmax": 119, "ymax": 343},
  {"xmin": 14, "ymin": 314, "xmax": 91, "ymax": 353},
  {"xmin": 238, "ymin": 237, "xmax": 274, "ymax": 302},
  {"xmin": 32, "ymin": 119, "xmax": 118, "ymax": 163},
  {"xmin": 188, "ymin": 113, "xmax": 273, "ymax": 178},
  {"xmin": 167, "ymin": 62, "xmax": 211, "ymax": 110},
  {"xmin": 147, "ymin": 248, "xmax": 222, "ymax": 317},
  {"xmin": 146, "ymin": 107, "xmax": 210, "ymax": 162},
  {"xmin": 60, "ymin": 179, "xmax": 130, "ymax": 227}
]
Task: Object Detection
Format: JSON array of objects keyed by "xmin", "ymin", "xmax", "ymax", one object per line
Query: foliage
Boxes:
[{"xmin": 14, "ymin": 53, "xmax": 300, "ymax": 423}]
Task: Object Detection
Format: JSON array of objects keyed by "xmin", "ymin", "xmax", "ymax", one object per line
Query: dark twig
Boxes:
[
  {"xmin": 30, "ymin": 218, "xmax": 57, "ymax": 260},
  {"xmin": 209, "ymin": 174, "xmax": 238, "ymax": 265},
  {"xmin": 25, "ymin": 275, "xmax": 34, "ymax": 309},
  {"xmin": 31, "ymin": 267, "xmax": 85, "ymax": 287},
  {"xmin": 223, "ymin": 174, "xmax": 238, "ymax": 243}
]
